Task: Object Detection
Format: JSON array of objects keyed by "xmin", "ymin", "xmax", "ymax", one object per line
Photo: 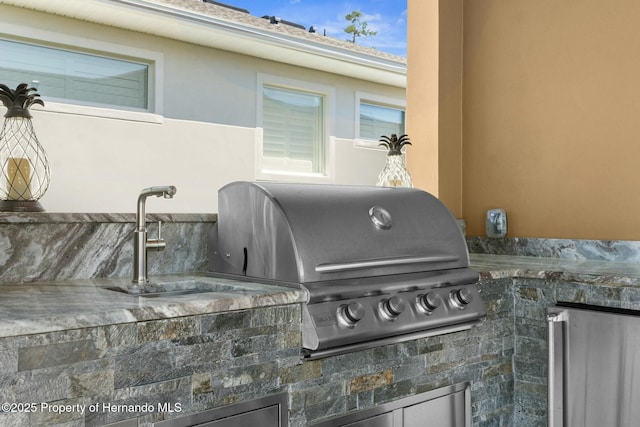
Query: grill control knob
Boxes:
[
  {"xmin": 339, "ymin": 302, "xmax": 365, "ymax": 326},
  {"xmin": 381, "ymin": 296, "xmax": 405, "ymax": 318},
  {"xmin": 417, "ymin": 292, "xmax": 441, "ymax": 314},
  {"xmin": 451, "ymin": 288, "xmax": 473, "ymax": 308}
]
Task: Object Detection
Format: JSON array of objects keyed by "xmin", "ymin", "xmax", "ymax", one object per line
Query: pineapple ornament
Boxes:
[
  {"xmin": 376, "ymin": 134, "xmax": 413, "ymax": 188},
  {"xmin": 0, "ymin": 83, "xmax": 50, "ymax": 212}
]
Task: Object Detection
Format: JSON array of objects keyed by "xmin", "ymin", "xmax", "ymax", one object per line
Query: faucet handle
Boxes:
[{"xmin": 146, "ymin": 221, "xmax": 166, "ymax": 251}]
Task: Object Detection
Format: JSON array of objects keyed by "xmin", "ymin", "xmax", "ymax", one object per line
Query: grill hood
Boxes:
[{"xmin": 209, "ymin": 181, "xmax": 469, "ymax": 284}]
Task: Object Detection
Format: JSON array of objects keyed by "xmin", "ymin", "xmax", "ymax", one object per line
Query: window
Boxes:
[
  {"xmin": 0, "ymin": 38, "xmax": 150, "ymax": 111},
  {"xmin": 360, "ymin": 103, "xmax": 405, "ymax": 139},
  {"xmin": 257, "ymin": 74, "xmax": 334, "ymax": 182},
  {"xmin": 263, "ymin": 86, "xmax": 324, "ymax": 173},
  {"xmin": 355, "ymin": 92, "xmax": 406, "ymax": 149}
]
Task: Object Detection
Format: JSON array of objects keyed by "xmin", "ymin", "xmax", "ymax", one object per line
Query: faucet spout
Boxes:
[
  {"xmin": 141, "ymin": 185, "xmax": 177, "ymax": 198},
  {"xmin": 136, "ymin": 186, "xmax": 177, "ymax": 229},
  {"xmin": 132, "ymin": 185, "xmax": 177, "ymax": 287}
]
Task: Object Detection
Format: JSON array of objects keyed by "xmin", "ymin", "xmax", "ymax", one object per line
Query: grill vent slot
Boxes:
[{"xmin": 242, "ymin": 247, "xmax": 248, "ymax": 275}]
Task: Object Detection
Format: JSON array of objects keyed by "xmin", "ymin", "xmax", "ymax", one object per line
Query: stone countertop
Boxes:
[
  {"xmin": 4, "ymin": 254, "xmax": 640, "ymax": 340},
  {"xmin": 0, "ymin": 212, "xmax": 216, "ymax": 223},
  {"xmin": 471, "ymin": 253, "xmax": 640, "ymax": 286},
  {"xmin": 0, "ymin": 274, "xmax": 305, "ymax": 339}
]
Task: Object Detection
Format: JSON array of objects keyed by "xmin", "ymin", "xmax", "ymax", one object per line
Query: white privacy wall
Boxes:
[{"xmin": 33, "ymin": 112, "xmax": 388, "ymax": 213}]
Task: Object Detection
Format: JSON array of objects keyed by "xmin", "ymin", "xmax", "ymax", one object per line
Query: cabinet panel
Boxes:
[
  {"xmin": 200, "ymin": 405, "xmax": 280, "ymax": 427},
  {"xmin": 342, "ymin": 412, "xmax": 394, "ymax": 427},
  {"xmin": 404, "ymin": 389, "xmax": 466, "ymax": 427},
  {"xmin": 310, "ymin": 382, "xmax": 469, "ymax": 427}
]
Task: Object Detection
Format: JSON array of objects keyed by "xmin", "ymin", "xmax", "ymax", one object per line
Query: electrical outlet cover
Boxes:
[{"xmin": 486, "ymin": 208, "xmax": 507, "ymax": 238}]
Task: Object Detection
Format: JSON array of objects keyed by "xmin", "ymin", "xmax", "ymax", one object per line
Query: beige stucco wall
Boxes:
[
  {"xmin": 406, "ymin": 1, "xmax": 440, "ymax": 203},
  {"xmin": 408, "ymin": 0, "xmax": 640, "ymax": 240},
  {"xmin": 406, "ymin": 0, "xmax": 464, "ymax": 218}
]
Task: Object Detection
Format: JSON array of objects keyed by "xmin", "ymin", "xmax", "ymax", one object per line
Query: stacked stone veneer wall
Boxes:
[
  {"xmin": 512, "ymin": 278, "xmax": 551, "ymax": 427},
  {"xmin": 0, "ymin": 279, "xmax": 515, "ymax": 427},
  {"xmin": 0, "ymin": 305, "xmax": 300, "ymax": 426}
]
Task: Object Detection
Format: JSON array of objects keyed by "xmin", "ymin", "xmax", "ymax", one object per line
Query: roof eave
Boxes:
[{"xmin": 1, "ymin": 0, "xmax": 407, "ymax": 88}]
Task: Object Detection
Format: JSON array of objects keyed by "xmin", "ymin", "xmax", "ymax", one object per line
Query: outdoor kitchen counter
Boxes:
[
  {"xmin": 472, "ymin": 254, "xmax": 640, "ymax": 310},
  {"xmin": 0, "ymin": 274, "xmax": 305, "ymax": 339},
  {"xmin": 471, "ymin": 253, "xmax": 640, "ymax": 285},
  {"xmin": 3, "ymin": 254, "xmax": 640, "ymax": 339}
]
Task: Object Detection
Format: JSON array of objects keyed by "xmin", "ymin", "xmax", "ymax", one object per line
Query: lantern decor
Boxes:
[
  {"xmin": 0, "ymin": 83, "xmax": 50, "ymax": 212},
  {"xmin": 376, "ymin": 133, "xmax": 413, "ymax": 188}
]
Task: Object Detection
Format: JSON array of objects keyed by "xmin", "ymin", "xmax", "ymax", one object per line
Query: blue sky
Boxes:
[{"xmin": 225, "ymin": 0, "xmax": 407, "ymax": 57}]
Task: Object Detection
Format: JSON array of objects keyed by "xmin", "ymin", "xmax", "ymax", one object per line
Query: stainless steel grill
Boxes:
[{"xmin": 208, "ymin": 181, "xmax": 486, "ymax": 359}]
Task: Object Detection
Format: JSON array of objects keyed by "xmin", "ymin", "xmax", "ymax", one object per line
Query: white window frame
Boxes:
[
  {"xmin": 256, "ymin": 73, "xmax": 335, "ymax": 183},
  {"xmin": 354, "ymin": 91, "xmax": 406, "ymax": 149},
  {"xmin": 1, "ymin": 22, "xmax": 163, "ymax": 123}
]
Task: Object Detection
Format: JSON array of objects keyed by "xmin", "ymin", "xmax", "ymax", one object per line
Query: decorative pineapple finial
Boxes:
[
  {"xmin": 378, "ymin": 134, "xmax": 411, "ymax": 156},
  {"xmin": 0, "ymin": 83, "xmax": 44, "ymax": 119},
  {"xmin": 376, "ymin": 133, "xmax": 413, "ymax": 188}
]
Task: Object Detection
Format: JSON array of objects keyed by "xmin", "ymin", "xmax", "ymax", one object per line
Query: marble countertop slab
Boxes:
[
  {"xmin": 4, "ymin": 254, "xmax": 640, "ymax": 339},
  {"xmin": 471, "ymin": 253, "xmax": 640, "ymax": 286},
  {"xmin": 0, "ymin": 274, "xmax": 305, "ymax": 338},
  {"xmin": 0, "ymin": 212, "xmax": 216, "ymax": 223}
]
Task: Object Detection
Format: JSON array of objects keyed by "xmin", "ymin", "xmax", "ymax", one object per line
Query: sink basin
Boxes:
[{"xmin": 105, "ymin": 279, "xmax": 246, "ymax": 298}]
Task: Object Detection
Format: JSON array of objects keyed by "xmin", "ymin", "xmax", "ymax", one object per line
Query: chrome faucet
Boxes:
[{"xmin": 132, "ymin": 185, "xmax": 177, "ymax": 288}]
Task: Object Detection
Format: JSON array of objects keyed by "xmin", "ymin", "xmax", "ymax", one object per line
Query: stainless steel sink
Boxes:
[{"xmin": 105, "ymin": 278, "xmax": 251, "ymax": 298}]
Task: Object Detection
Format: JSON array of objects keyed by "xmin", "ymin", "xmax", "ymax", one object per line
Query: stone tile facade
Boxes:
[
  {"xmin": 0, "ymin": 305, "xmax": 300, "ymax": 427},
  {"xmin": 0, "ymin": 280, "xmax": 515, "ymax": 427}
]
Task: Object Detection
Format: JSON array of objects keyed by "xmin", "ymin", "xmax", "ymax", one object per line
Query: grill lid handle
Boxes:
[{"xmin": 315, "ymin": 255, "xmax": 460, "ymax": 273}]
